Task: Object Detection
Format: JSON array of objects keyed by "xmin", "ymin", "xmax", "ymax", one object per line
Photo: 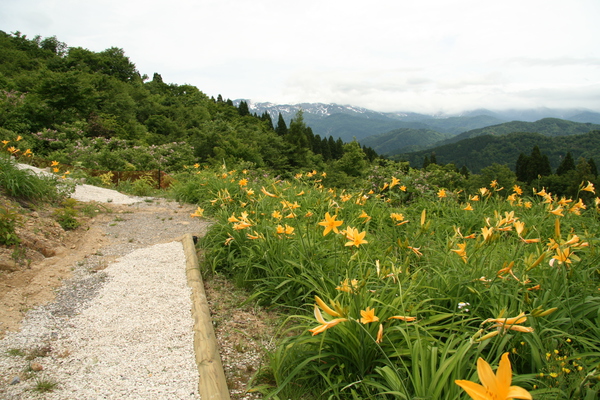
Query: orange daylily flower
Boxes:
[
  {"xmin": 260, "ymin": 186, "xmax": 277, "ymax": 198},
  {"xmin": 345, "ymin": 227, "xmax": 368, "ymax": 248},
  {"xmin": 388, "ymin": 315, "xmax": 417, "ymax": 322},
  {"xmin": 451, "ymin": 243, "xmax": 467, "ymax": 263},
  {"xmin": 582, "ymin": 181, "xmax": 595, "ymax": 193},
  {"xmin": 455, "ymin": 352, "xmax": 532, "ymax": 400},
  {"xmin": 360, "ymin": 307, "xmax": 379, "ymax": 324},
  {"xmin": 376, "ymin": 323, "xmax": 384, "ymax": 343},
  {"xmin": 483, "ymin": 312, "xmax": 534, "ymax": 334},
  {"xmin": 336, "ymin": 278, "xmax": 359, "ymax": 293},
  {"xmin": 308, "ymin": 305, "xmax": 347, "ymax": 336},
  {"xmin": 314, "ymin": 296, "xmax": 341, "ymax": 317},
  {"xmin": 317, "ymin": 212, "xmax": 343, "ymax": 236},
  {"xmin": 190, "ymin": 207, "xmax": 204, "ymax": 218},
  {"xmin": 358, "ymin": 210, "xmax": 371, "ymax": 222}
]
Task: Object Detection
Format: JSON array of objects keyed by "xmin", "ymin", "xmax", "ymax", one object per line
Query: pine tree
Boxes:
[
  {"xmin": 588, "ymin": 158, "xmax": 598, "ymax": 177},
  {"xmin": 430, "ymin": 152, "xmax": 438, "ymax": 165},
  {"xmin": 286, "ymin": 110, "xmax": 310, "ymax": 167},
  {"xmin": 312, "ymin": 133, "xmax": 323, "ymax": 155},
  {"xmin": 321, "ymin": 137, "xmax": 332, "ymax": 161},
  {"xmin": 275, "ymin": 113, "xmax": 287, "ymax": 136},
  {"xmin": 237, "ymin": 100, "xmax": 249, "ymax": 117},
  {"xmin": 556, "ymin": 152, "xmax": 575, "ymax": 175},
  {"xmin": 516, "ymin": 146, "xmax": 552, "ymax": 183},
  {"xmin": 261, "ymin": 112, "xmax": 274, "ymax": 131},
  {"xmin": 335, "ymin": 138, "xmax": 344, "ymax": 160},
  {"xmin": 515, "ymin": 153, "xmax": 529, "ymax": 182},
  {"xmin": 328, "ymin": 136, "xmax": 338, "ymax": 159},
  {"xmin": 423, "ymin": 155, "xmax": 430, "ymax": 169}
]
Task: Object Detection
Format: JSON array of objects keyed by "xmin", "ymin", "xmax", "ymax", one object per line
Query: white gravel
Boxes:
[
  {"xmin": 0, "ymin": 182, "xmax": 202, "ymax": 399},
  {"xmin": 71, "ymin": 184, "xmax": 150, "ymax": 205}
]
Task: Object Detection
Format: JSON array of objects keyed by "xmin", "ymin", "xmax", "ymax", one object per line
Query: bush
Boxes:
[
  {"xmin": 0, "ymin": 206, "xmax": 21, "ymax": 245},
  {"xmin": 0, "ymin": 155, "xmax": 71, "ymax": 204},
  {"xmin": 53, "ymin": 199, "xmax": 81, "ymax": 230}
]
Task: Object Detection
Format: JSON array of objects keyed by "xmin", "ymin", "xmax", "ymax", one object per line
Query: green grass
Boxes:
[
  {"xmin": 0, "ymin": 154, "xmax": 72, "ymax": 204},
  {"xmin": 180, "ymin": 165, "xmax": 600, "ymax": 399},
  {"xmin": 32, "ymin": 377, "xmax": 58, "ymax": 393}
]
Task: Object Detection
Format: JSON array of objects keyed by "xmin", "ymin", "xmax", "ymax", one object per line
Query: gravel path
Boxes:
[{"xmin": 0, "ymin": 183, "xmax": 208, "ymax": 399}]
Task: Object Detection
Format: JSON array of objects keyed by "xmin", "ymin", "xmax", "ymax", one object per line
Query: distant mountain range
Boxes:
[
  {"xmin": 239, "ymin": 100, "xmax": 600, "ymax": 145},
  {"xmin": 237, "ymin": 100, "xmax": 600, "ymax": 172}
]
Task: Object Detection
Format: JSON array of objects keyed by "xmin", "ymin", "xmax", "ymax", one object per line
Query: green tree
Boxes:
[
  {"xmin": 275, "ymin": 113, "xmax": 287, "ymax": 136},
  {"xmin": 469, "ymin": 163, "xmax": 517, "ymax": 192},
  {"xmin": 237, "ymin": 100, "xmax": 249, "ymax": 117},
  {"xmin": 285, "ymin": 110, "xmax": 310, "ymax": 167},
  {"xmin": 336, "ymin": 140, "xmax": 368, "ymax": 177},
  {"xmin": 588, "ymin": 158, "xmax": 598, "ymax": 177},
  {"xmin": 422, "ymin": 155, "xmax": 431, "ymax": 169},
  {"xmin": 515, "ymin": 146, "xmax": 552, "ymax": 184},
  {"xmin": 556, "ymin": 152, "xmax": 575, "ymax": 175}
]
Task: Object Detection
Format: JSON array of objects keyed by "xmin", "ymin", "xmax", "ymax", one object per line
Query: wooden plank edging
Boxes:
[{"xmin": 182, "ymin": 233, "xmax": 231, "ymax": 400}]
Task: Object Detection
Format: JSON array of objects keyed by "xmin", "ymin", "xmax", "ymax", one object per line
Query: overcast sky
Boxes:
[{"xmin": 2, "ymin": 0, "xmax": 599, "ymax": 114}]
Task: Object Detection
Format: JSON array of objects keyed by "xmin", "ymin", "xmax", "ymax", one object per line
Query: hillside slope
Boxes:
[{"xmin": 394, "ymin": 130, "xmax": 600, "ymax": 173}]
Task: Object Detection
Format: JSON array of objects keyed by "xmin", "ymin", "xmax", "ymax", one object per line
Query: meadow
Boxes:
[{"xmin": 173, "ymin": 164, "xmax": 600, "ymax": 399}]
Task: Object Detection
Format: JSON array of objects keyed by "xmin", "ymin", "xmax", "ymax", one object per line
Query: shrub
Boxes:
[{"xmin": 0, "ymin": 206, "xmax": 21, "ymax": 245}]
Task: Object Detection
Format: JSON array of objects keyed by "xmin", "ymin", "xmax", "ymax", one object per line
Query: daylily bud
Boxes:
[
  {"xmin": 536, "ymin": 307, "xmax": 558, "ymax": 317},
  {"xmin": 476, "ymin": 330, "xmax": 500, "ymax": 342}
]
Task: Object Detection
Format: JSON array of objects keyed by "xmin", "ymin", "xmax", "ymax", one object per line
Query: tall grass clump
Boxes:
[
  {"xmin": 183, "ymin": 164, "xmax": 600, "ymax": 399},
  {"xmin": 0, "ymin": 154, "xmax": 72, "ymax": 204}
]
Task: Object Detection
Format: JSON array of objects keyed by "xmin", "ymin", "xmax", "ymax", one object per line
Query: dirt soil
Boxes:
[{"xmin": 0, "ymin": 195, "xmax": 279, "ymax": 399}]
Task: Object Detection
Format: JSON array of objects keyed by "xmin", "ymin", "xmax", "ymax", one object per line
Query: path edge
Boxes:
[{"xmin": 182, "ymin": 233, "xmax": 231, "ymax": 400}]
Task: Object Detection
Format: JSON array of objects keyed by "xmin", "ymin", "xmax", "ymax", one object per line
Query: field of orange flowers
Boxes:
[{"xmin": 177, "ymin": 165, "xmax": 600, "ymax": 399}]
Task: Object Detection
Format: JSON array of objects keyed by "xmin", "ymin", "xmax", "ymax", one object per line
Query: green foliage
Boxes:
[
  {"xmin": 0, "ymin": 206, "xmax": 21, "ymax": 246},
  {"xmin": 397, "ymin": 131, "xmax": 600, "ymax": 174},
  {"xmin": 53, "ymin": 198, "xmax": 81, "ymax": 230},
  {"xmin": 447, "ymin": 117, "xmax": 600, "ymax": 143},
  {"xmin": 360, "ymin": 127, "xmax": 452, "ymax": 155},
  {"xmin": 0, "ymin": 154, "xmax": 69, "ymax": 204},
  {"xmin": 185, "ymin": 164, "xmax": 600, "ymax": 399},
  {"xmin": 335, "ymin": 141, "xmax": 368, "ymax": 178},
  {"xmin": 557, "ymin": 152, "xmax": 576, "ymax": 176},
  {"xmin": 3, "ymin": 31, "xmax": 366, "ymax": 175},
  {"xmin": 118, "ymin": 175, "xmax": 156, "ymax": 197}
]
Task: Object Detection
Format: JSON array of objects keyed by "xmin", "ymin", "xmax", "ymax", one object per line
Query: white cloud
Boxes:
[{"xmin": 1, "ymin": 0, "xmax": 599, "ymax": 113}]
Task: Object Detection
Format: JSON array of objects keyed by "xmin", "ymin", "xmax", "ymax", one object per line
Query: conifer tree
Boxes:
[
  {"xmin": 261, "ymin": 112, "xmax": 274, "ymax": 131},
  {"xmin": 335, "ymin": 138, "xmax": 344, "ymax": 160},
  {"xmin": 515, "ymin": 153, "xmax": 528, "ymax": 182},
  {"xmin": 305, "ymin": 127, "xmax": 315, "ymax": 151},
  {"xmin": 312, "ymin": 133, "xmax": 323, "ymax": 155},
  {"xmin": 423, "ymin": 155, "xmax": 431, "ymax": 169},
  {"xmin": 286, "ymin": 110, "xmax": 310, "ymax": 166},
  {"xmin": 275, "ymin": 113, "xmax": 288, "ymax": 136},
  {"xmin": 430, "ymin": 152, "xmax": 438, "ymax": 165},
  {"xmin": 588, "ymin": 158, "xmax": 598, "ymax": 177},
  {"xmin": 556, "ymin": 152, "xmax": 575, "ymax": 175},
  {"xmin": 515, "ymin": 146, "xmax": 552, "ymax": 183},
  {"xmin": 321, "ymin": 137, "xmax": 332, "ymax": 161},
  {"xmin": 237, "ymin": 100, "xmax": 249, "ymax": 117}
]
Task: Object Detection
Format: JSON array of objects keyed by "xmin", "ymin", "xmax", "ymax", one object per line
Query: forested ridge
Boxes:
[
  {"xmin": 396, "ymin": 131, "xmax": 600, "ymax": 174},
  {"xmin": 0, "ymin": 31, "xmax": 377, "ymax": 178},
  {"xmin": 1, "ymin": 30, "xmax": 598, "ymax": 198}
]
